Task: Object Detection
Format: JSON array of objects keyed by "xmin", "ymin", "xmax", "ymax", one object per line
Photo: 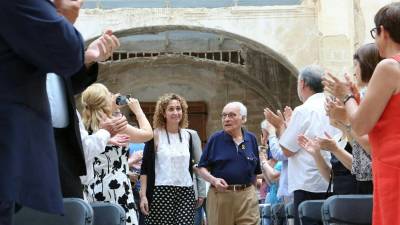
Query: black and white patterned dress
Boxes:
[{"xmin": 85, "ymin": 144, "xmax": 138, "ymax": 225}]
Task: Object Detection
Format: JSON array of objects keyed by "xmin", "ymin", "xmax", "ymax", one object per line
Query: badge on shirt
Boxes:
[{"xmin": 241, "ymin": 144, "xmax": 245, "ymax": 150}]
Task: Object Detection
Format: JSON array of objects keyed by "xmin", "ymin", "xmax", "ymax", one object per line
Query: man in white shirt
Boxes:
[{"xmin": 278, "ymin": 65, "xmax": 340, "ymax": 225}]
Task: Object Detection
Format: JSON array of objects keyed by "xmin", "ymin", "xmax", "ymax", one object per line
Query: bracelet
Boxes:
[{"xmin": 342, "ymin": 94, "xmax": 355, "ymax": 104}]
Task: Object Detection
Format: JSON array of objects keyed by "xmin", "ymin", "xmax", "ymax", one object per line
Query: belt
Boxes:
[{"xmin": 226, "ymin": 183, "xmax": 252, "ymax": 191}]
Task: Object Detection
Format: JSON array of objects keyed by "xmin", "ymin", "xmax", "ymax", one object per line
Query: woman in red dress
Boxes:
[{"xmin": 323, "ymin": 2, "xmax": 400, "ymax": 224}]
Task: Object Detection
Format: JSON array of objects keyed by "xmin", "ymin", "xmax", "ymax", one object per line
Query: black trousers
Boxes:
[
  {"xmin": 0, "ymin": 201, "xmax": 13, "ymax": 225},
  {"xmin": 293, "ymin": 190, "xmax": 326, "ymax": 225},
  {"xmin": 54, "ymin": 128, "xmax": 84, "ymax": 198}
]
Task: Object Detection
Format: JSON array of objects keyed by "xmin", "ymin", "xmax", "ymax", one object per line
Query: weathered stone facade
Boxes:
[
  {"xmin": 94, "ymin": 51, "xmax": 298, "ymax": 138},
  {"xmin": 75, "ymin": 0, "xmax": 397, "ymax": 139}
]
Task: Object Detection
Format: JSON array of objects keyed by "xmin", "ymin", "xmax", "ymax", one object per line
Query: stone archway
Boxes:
[{"xmin": 87, "ymin": 25, "xmax": 301, "ymax": 137}]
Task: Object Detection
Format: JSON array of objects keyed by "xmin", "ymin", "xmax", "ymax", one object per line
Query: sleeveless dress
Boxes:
[
  {"xmin": 369, "ymin": 56, "xmax": 400, "ymax": 225},
  {"xmin": 85, "ymin": 144, "xmax": 138, "ymax": 225}
]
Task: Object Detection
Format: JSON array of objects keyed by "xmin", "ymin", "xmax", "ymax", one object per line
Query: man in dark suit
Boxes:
[
  {"xmin": 49, "ymin": 31, "xmax": 123, "ymax": 198},
  {"xmin": 0, "ymin": 0, "xmax": 121, "ymax": 224},
  {"xmin": 48, "ymin": 0, "xmax": 125, "ymax": 199}
]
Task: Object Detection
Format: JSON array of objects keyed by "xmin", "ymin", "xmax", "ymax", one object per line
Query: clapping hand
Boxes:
[
  {"xmin": 298, "ymin": 135, "xmax": 321, "ymax": 157},
  {"xmin": 283, "ymin": 106, "xmax": 293, "ymax": 125},
  {"xmin": 108, "ymin": 134, "xmax": 130, "ymax": 146},
  {"xmin": 317, "ymin": 132, "xmax": 339, "ymax": 153},
  {"xmin": 84, "ymin": 30, "xmax": 120, "ymax": 65},
  {"xmin": 322, "ymin": 73, "xmax": 353, "ymax": 101},
  {"xmin": 325, "ymin": 97, "xmax": 348, "ymax": 124},
  {"xmin": 263, "ymin": 108, "xmax": 285, "ymax": 130},
  {"xmin": 54, "ymin": 0, "xmax": 83, "ymax": 24}
]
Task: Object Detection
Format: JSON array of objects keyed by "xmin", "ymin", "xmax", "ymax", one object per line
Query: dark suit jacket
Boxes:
[
  {"xmin": 56, "ymin": 64, "xmax": 98, "ymax": 198},
  {"xmin": 0, "ymin": 0, "xmax": 86, "ymax": 214}
]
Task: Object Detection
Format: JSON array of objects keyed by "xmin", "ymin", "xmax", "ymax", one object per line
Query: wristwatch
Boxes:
[{"xmin": 342, "ymin": 93, "xmax": 355, "ymax": 104}]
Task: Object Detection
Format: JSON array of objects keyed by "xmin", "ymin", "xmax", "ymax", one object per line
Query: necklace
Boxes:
[{"xmin": 165, "ymin": 127, "xmax": 182, "ymax": 144}]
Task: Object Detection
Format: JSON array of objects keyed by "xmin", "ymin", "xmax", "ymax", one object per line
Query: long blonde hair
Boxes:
[
  {"xmin": 81, "ymin": 83, "xmax": 113, "ymax": 132},
  {"xmin": 153, "ymin": 93, "xmax": 189, "ymax": 129}
]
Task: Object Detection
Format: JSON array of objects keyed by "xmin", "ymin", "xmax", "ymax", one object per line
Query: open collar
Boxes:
[{"xmin": 223, "ymin": 128, "xmax": 248, "ymax": 143}]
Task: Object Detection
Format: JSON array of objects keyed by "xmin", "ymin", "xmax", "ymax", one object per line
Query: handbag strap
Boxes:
[
  {"xmin": 325, "ymin": 169, "xmax": 333, "ymax": 198},
  {"xmin": 188, "ymin": 131, "xmax": 194, "ymax": 179}
]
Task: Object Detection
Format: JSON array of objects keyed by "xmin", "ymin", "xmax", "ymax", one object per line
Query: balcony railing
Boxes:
[{"xmin": 108, "ymin": 50, "xmax": 245, "ymax": 65}]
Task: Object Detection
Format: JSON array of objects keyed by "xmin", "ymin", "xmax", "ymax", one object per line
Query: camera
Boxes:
[{"xmin": 115, "ymin": 95, "xmax": 131, "ymax": 105}]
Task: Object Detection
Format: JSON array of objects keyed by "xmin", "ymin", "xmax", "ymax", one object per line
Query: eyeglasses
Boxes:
[
  {"xmin": 370, "ymin": 27, "xmax": 380, "ymax": 39},
  {"xmin": 221, "ymin": 112, "xmax": 238, "ymax": 119}
]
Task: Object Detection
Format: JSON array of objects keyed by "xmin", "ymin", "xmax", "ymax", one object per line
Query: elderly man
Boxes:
[
  {"xmin": 198, "ymin": 102, "xmax": 261, "ymax": 225},
  {"xmin": 275, "ymin": 65, "xmax": 340, "ymax": 225}
]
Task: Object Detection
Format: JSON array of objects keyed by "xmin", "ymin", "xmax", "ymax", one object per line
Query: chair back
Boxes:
[
  {"xmin": 321, "ymin": 195, "xmax": 373, "ymax": 225},
  {"xmin": 298, "ymin": 200, "xmax": 324, "ymax": 225},
  {"xmin": 284, "ymin": 202, "xmax": 295, "ymax": 225},
  {"xmin": 271, "ymin": 203, "xmax": 285, "ymax": 225},
  {"xmin": 91, "ymin": 202, "xmax": 126, "ymax": 225},
  {"xmin": 14, "ymin": 198, "xmax": 93, "ymax": 225},
  {"xmin": 259, "ymin": 203, "xmax": 271, "ymax": 219}
]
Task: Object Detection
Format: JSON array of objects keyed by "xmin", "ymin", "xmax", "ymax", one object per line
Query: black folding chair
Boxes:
[
  {"xmin": 260, "ymin": 203, "xmax": 271, "ymax": 225},
  {"xmin": 271, "ymin": 203, "xmax": 285, "ymax": 225},
  {"xmin": 321, "ymin": 195, "xmax": 373, "ymax": 225},
  {"xmin": 285, "ymin": 202, "xmax": 295, "ymax": 225},
  {"xmin": 298, "ymin": 200, "xmax": 324, "ymax": 225},
  {"xmin": 14, "ymin": 198, "xmax": 93, "ymax": 225}
]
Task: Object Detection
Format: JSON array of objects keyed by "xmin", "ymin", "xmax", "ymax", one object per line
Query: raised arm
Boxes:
[
  {"xmin": 0, "ymin": 0, "xmax": 84, "ymax": 77},
  {"xmin": 349, "ymin": 60, "xmax": 400, "ymax": 135},
  {"xmin": 123, "ymin": 98, "xmax": 153, "ymax": 142},
  {"xmin": 324, "ymin": 61, "xmax": 400, "ymax": 135}
]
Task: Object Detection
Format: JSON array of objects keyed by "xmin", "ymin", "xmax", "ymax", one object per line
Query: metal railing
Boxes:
[{"xmin": 108, "ymin": 50, "xmax": 245, "ymax": 65}]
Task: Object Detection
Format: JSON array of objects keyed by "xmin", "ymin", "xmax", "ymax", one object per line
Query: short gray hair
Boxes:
[
  {"xmin": 299, "ymin": 65, "xmax": 324, "ymax": 93},
  {"xmin": 226, "ymin": 101, "xmax": 247, "ymax": 117}
]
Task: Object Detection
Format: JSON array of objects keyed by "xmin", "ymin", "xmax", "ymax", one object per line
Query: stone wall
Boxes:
[
  {"xmin": 75, "ymin": 0, "xmax": 397, "ymax": 141},
  {"xmin": 76, "ymin": 0, "xmax": 396, "ymax": 74},
  {"xmin": 91, "ymin": 53, "xmax": 298, "ymax": 138}
]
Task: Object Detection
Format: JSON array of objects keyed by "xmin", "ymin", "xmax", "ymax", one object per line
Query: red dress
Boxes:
[{"xmin": 369, "ymin": 56, "xmax": 400, "ymax": 225}]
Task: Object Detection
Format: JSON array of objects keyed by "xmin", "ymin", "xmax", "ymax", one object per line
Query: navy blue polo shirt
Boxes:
[{"xmin": 198, "ymin": 129, "xmax": 262, "ymax": 185}]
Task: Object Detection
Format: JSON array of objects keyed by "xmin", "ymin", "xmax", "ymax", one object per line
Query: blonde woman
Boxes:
[
  {"xmin": 81, "ymin": 83, "xmax": 153, "ymax": 225},
  {"xmin": 140, "ymin": 93, "xmax": 204, "ymax": 225}
]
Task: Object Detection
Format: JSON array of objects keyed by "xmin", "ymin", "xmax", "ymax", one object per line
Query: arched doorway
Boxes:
[{"xmin": 85, "ymin": 25, "xmax": 301, "ymax": 142}]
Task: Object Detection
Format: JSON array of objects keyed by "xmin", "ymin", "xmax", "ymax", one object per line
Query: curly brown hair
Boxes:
[{"xmin": 153, "ymin": 93, "xmax": 189, "ymax": 129}]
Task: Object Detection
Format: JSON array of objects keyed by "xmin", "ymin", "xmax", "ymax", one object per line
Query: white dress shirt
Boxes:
[
  {"xmin": 46, "ymin": 73, "xmax": 69, "ymax": 128},
  {"xmin": 280, "ymin": 93, "xmax": 341, "ymax": 193}
]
